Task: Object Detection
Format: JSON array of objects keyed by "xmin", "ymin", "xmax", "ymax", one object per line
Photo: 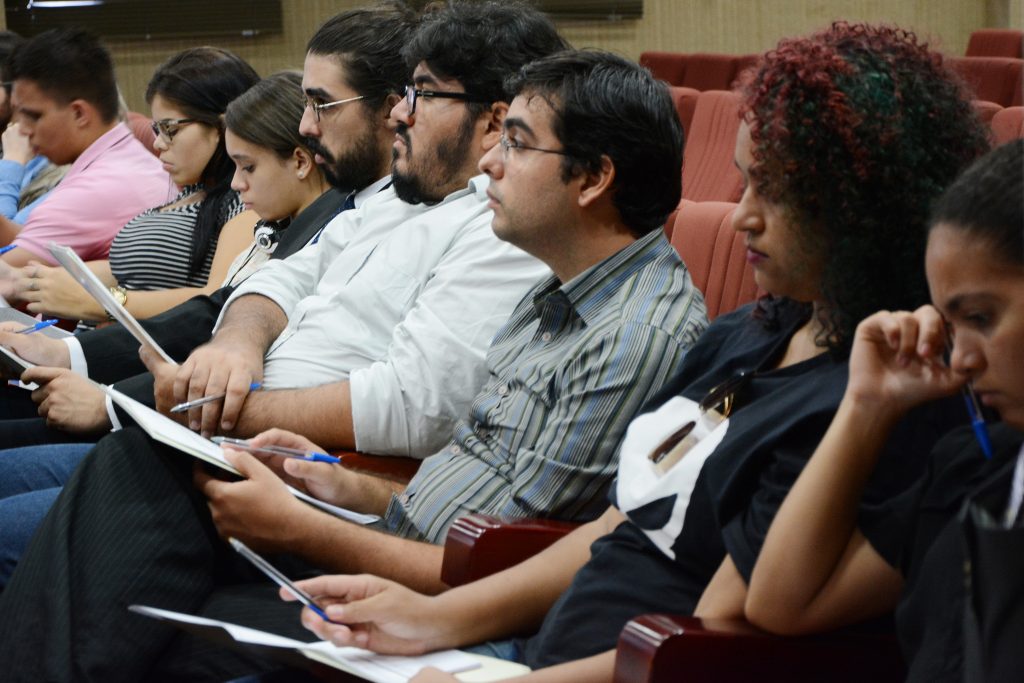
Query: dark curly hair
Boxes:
[{"xmin": 740, "ymin": 21, "xmax": 989, "ymax": 355}]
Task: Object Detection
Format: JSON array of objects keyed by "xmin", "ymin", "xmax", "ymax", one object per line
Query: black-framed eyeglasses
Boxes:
[
  {"xmin": 498, "ymin": 133, "xmax": 571, "ymax": 159},
  {"xmin": 303, "ymin": 94, "xmax": 367, "ymax": 122},
  {"xmin": 648, "ymin": 371, "xmax": 753, "ymax": 465},
  {"xmin": 151, "ymin": 118, "xmax": 199, "ymax": 144},
  {"xmin": 402, "ymin": 85, "xmax": 490, "ymax": 116}
]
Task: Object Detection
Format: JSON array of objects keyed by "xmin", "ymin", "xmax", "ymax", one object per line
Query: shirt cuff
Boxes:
[
  {"xmin": 64, "ymin": 336, "xmax": 89, "ymax": 376},
  {"xmin": 105, "ymin": 392, "xmax": 123, "ymax": 431}
]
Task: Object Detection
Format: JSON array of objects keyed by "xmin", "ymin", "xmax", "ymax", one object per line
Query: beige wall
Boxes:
[{"xmin": 0, "ymin": 0, "xmax": 1011, "ymax": 112}]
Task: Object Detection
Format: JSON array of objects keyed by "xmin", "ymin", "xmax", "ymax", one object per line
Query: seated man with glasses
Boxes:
[
  {"xmin": 0, "ymin": 28, "xmax": 170, "ymax": 268},
  {"xmin": 0, "ymin": 27, "xmax": 709, "ymax": 680}
]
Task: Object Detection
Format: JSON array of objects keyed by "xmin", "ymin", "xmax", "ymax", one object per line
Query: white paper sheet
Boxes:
[
  {"xmin": 129, "ymin": 605, "xmax": 493, "ymax": 683},
  {"xmin": 102, "ymin": 386, "xmax": 380, "ymax": 525},
  {"xmin": 48, "ymin": 242, "xmax": 175, "ymax": 364}
]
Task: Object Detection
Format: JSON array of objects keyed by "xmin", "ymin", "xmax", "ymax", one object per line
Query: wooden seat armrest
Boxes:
[
  {"xmin": 331, "ymin": 449, "xmax": 421, "ymax": 483},
  {"xmin": 441, "ymin": 514, "xmax": 578, "ymax": 587},
  {"xmin": 614, "ymin": 614, "xmax": 905, "ymax": 683}
]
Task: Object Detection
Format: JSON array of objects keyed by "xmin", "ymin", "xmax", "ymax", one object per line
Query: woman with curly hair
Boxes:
[{"xmin": 269, "ymin": 25, "xmax": 987, "ymax": 682}]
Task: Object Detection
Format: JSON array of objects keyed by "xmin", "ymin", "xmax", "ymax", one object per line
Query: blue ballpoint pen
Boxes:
[
  {"xmin": 15, "ymin": 319, "xmax": 58, "ymax": 334},
  {"xmin": 169, "ymin": 381, "xmax": 263, "ymax": 413},
  {"xmin": 0, "ymin": 245, "xmax": 16, "ymax": 256},
  {"xmin": 945, "ymin": 327, "xmax": 993, "ymax": 459},
  {"xmin": 211, "ymin": 436, "xmax": 341, "ymax": 464}
]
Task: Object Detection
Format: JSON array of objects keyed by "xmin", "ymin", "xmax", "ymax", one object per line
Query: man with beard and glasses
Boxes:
[
  {"xmin": 0, "ymin": 4, "xmax": 415, "ymax": 435},
  {"xmin": 0, "ymin": 3, "xmax": 569, "ymax": 682}
]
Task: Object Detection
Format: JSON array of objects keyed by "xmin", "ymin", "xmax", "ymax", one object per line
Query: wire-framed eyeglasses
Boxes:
[
  {"xmin": 498, "ymin": 133, "xmax": 571, "ymax": 158},
  {"xmin": 303, "ymin": 94, "xmax": 367, "ymax": 122}
]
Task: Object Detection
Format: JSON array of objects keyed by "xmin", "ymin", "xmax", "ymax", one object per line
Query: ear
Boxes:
[
  {"xmin": 480, "ymin": 101, "xmax": 509, "ymax": 152},
  {"xmin": 68, "ymin": 99, "xmax": 92, "ymax": 129},
  {"xmin": 383, "ymin": 92, "xmax": 401, "ymax": 116},
  {"xmin": 577, "ymin": 155, "xmax": 616, "ymax": 210},
  {"xmin": 292, "ymin": 146, "xmax": 315, "ymax": 180}
]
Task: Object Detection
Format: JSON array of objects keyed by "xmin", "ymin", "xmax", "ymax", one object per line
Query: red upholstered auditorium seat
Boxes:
[
  {"xmin": 669, "ymin": 200, "xmax": 757, "ymax": 320},
  {"xmin": 966, "ymin": 29, "xmax": 1023, "ymax": 58},
  {"xmin": 972, "ymin": 99, "xmax": 1003, "ymax": 124},
  {"xmin": 639, "ymin": 51, "xmax": 688, "ymax": 85},
  {"xmin": 668, "ymin": 85, "xmax": 700, "ymax": 138},
  {"xmin": 125, "ymin": 111, "xmax": 158, "ymax": 157},
  {"xmin": 641, "ymin": 52, "xmax": 760, "ymax": 91},
  {"xmin": 681, "ymin": 90, "xmax": 743, "ymax": 203},
  {"xmin": 947, "ymin": 56, "xmax": 1023, "ymax": 107},
  {"xmin": 991, "ymin": 106, "xmax": 1024, "ymax": 145}
]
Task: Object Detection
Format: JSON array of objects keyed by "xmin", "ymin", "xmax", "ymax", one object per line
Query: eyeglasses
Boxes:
[
  {"xmin": 151, "ymin": 118, "xmax": 198, "ymax": 144},
  {"xmin": 402, "ymin": 85, "xmax": 490, "ymax": 116},
  {"xmin": 648, "ymin": 371, "xmax": 752, "ymax": 467},
  {"xmin": 303, "ymin": 94, "xmax": 367, "ymax": 122},
  {"xmin": 498, "ymin": 133, "xmax": 571, "ymax": 159}
]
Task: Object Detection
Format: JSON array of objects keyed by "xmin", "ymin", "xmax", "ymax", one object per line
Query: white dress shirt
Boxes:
[{"xmin": 219, "ymin": 174, "xmax": 550, "ymax": 456}]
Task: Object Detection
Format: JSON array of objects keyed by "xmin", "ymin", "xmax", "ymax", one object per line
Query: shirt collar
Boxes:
[
  {"xmin": 532, "ymin": 228, "xmax": 672, "ymax": 327},
  {"xmin": 67, "ymin": 122, "xmax": 132, "ymax": 178},
  {"xmin": 352, "ymin": 175, "xmax": 392, "ymax": 208}
]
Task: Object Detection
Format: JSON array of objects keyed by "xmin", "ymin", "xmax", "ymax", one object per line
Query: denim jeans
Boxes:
[{"xmin": 0, "ymin": 443, "xmax": 93, "ymax": 586}]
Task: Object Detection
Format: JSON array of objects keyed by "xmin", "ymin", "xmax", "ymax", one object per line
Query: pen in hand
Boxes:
[
  {"xmin": 211, "ymin": 436, "xmax": 341, "ymax": 464},
  {"xmin": 170, "ymin": 381, "xmax": 262, "ymax": 413},
  {"xmin": 15, "ymin": 319, "xmax": 58, "ymax": 334},
  {"xmin": 945, "ymin": 327, "xmax": 993, "ymax": 459},
  {"xmin": 0, "ymin": 245, "xmax": 16, "ymax": 256}
]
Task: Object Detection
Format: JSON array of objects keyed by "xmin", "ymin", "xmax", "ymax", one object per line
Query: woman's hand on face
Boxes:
[
  {"xmin": 15, "ymin": 262, "xmax": 103, "ymax": 321},
  {"xmin": 847, "ymin": 305, "xmax": 967, "ymax": 412}
]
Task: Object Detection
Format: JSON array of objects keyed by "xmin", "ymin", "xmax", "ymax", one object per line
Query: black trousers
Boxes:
[{"xmin": 0, "ymin": 427, "xmax": 311, "ymax": 682}]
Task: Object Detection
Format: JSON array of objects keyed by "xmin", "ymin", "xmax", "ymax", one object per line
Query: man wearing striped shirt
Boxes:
[{"xmin": 201, "ymin": 49, "xmax": 707, "ymax": 586}]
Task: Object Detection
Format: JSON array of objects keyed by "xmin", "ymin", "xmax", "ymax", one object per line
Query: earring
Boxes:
[{"xmin": 297, "ymin": 171, "xmax": 306, "ymax": 180}]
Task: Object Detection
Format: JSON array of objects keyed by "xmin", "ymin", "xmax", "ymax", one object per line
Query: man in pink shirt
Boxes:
[{"xmin": 0, "ymin": 28, "xmax": 171, "ymax": 267}]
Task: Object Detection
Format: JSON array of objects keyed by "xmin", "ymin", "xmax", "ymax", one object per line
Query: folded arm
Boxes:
[{"xmin": 745, "ymin": 307, "xmax": 965, "ymax": 634}]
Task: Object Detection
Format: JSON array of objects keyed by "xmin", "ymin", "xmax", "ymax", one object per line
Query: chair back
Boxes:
[
  {"xmin": 669, "ymin": 200, "xmax": 758, "ymax": 320},
  {"xmin": 681, "ymin": 90, "xmax": 743, "ymax": 202}
]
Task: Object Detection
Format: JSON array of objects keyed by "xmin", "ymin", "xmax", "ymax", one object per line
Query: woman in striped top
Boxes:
[{"xmin": 12, "ymin": 47, "xmax": 260, "ymax": 321}]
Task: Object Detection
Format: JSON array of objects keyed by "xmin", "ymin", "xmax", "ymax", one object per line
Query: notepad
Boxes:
[
  {"xmin": 127, "ymin": 605, "xmax": 529, "ymax": 683},
  {"xmin": 48, "ymin": 242, "xmax": 174, "ymax": 364},
  {"xmin": 102, "ymin": 386, "xmax": 380, "ymax": 525}
]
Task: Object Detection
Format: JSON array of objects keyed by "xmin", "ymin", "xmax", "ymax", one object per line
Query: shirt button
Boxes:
[
  {"xmin": 497, "ymin": 384, "xmax": 509, "ymax": 396},
  {"xmin": 541, "ymin": 331, "xmax": 552, "ymax": 342},
  {"xmin": 399, "ymin": 493, "xmax": 410, "ymax": 505},
  {"xmin": 450, "ymin": 444, "xmax": 462, "ymax": 455}
]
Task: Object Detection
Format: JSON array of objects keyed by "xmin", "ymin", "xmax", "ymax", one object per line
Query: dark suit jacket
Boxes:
[{"xmin": 81, "ymin": 189, "xmax": 346, "ymax": 399}]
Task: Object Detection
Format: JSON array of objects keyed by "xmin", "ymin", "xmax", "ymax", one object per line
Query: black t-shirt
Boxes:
[
  {"xmin": 891, "ymin": 423, "xmax": 1024, "ymax": 683},
  {"xmin": 524, "ymin": 301, "xmax": 963, "ymax": 668}
]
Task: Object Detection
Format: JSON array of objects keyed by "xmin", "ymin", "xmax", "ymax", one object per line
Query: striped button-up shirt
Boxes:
[{"xmin": 383, "ymin": 228, "xmax": 709, "ymax": 542}]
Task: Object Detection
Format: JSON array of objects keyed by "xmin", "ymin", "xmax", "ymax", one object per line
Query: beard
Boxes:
[
  {"xmin": 391, "ymin": 112, "xmax": 476, "ymax": 205},
  {"xmin": 305, "ymin": 127, "xmax": 382, "ymax": 193}
]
